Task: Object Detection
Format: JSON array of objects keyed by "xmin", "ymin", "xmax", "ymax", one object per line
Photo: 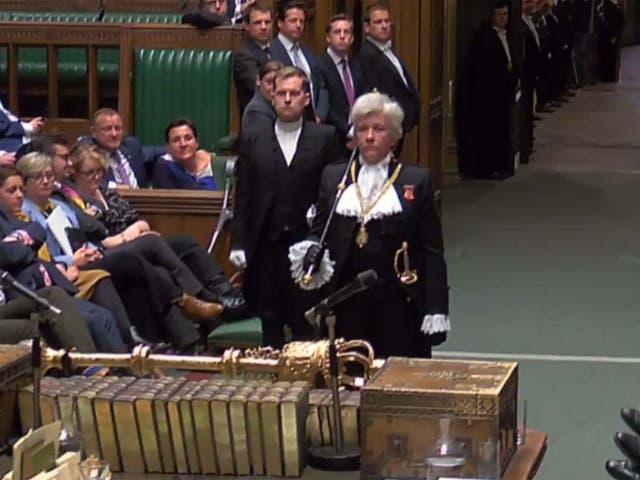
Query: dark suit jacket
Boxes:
[
  {"xmin": 241, "ymin": 90, "xmax": 276, "ymax": 134},
  {"xmin": 78, "ymin": 135, "xmax": 166, "ymax": 188},
  {"xmin": 357, "ymin": 39, "xmax": 420, "ymax": 133},
  {"xmin": 269, "ymin": 36, "xmax": 329, "ymax": 121},
  {"xmin": 0, "ymin": 208, "xmax": 76, "ymax": 297},
  {"xmin": 181, "ymin": 9, "xmax": 230, "ymax": 29},
  {"xmin": 317, "ymin": 52, "xmax": 364, "ymax": 143},
  {"xmin": 233, "ymin": 37, "xmax": 272, "ymax": 115},
  {"xmin": 522, "ymin": 19, "xmax": 542, "ymax": 87},
  {"xmin": 310, "ymin": 160, "xmax": 449, "ymax": 318},
  {"xmin": 0, "ymin": 106, "xmax": 25, "ymax": 153},
  {"xmin": 232, "ymin": 121, "xmax": 339, "ymax": 261}
]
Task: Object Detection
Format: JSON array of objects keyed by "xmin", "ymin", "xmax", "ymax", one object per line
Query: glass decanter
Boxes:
[{"xmin": 425, "ymin": 417, "xmax": 466, "ymax": 480}]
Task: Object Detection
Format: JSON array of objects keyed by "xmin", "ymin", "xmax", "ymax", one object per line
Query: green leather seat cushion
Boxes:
[{"xmin": 208, "ymin": 317, "xmax": 262, "ymax": 348}]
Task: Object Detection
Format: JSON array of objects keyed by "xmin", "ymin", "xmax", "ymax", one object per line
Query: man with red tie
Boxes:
[{"xmin": 317, "ymin": 14, "xmax": 364, "ymax": 157}]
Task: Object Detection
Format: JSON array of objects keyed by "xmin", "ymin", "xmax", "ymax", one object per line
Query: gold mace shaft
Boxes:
[{"xmin": 42, "ymin": 345, "xmax": 279, "ymax": 378}]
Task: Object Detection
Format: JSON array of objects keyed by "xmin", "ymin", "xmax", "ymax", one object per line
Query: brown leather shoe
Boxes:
[{"xmin": 177, "ymin": 293, "xmax": 224, "ymax": 320}]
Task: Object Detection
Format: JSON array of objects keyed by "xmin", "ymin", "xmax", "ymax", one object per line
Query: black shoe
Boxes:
[
  {"xmin": 533, "ymin": 114, "xmax": 543, "ymax": 121},
  {"xmin": 615, "ymin": 432, "xmax": 640, "ymax": 465},
  {"xmin": 130, "ymin": 327, "xmax": 171, "ymax": 353},
  {"xmin": 622, "ymin": 408, "xmax": 640, "ymax": 437},
  {"xmin": 605, "ymin": 459, "xmax": 640, "ymax": 480},
  {"xmin": 207, "ymin": 275, "xmax": 250, "ymax": 322},
  {"xmin": 550, "ymin": 100, "xmax": 563, "ymax": 108}
]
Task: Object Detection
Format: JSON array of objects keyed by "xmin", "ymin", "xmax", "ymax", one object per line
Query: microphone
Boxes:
[
  {"xmin": 305, "ymin": 269, "xmax": 378, "ymax": 325},
  {"xmin": 0, "ymin": 271, "xmax": 62, "ymax": 315}
]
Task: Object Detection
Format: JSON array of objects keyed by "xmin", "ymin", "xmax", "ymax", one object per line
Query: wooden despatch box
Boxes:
[
  {"xmin": 360, "ymin": 357, "xmax": 518, "ymax": 479},
  {"xmin": 0, "ymin": 344, "xmax": 31, "ymax": 450}
]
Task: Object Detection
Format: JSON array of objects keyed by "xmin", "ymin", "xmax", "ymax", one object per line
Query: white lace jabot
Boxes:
[{"xmin": 336, "ymin": 154, "xmax": 402, "ymax": 222}]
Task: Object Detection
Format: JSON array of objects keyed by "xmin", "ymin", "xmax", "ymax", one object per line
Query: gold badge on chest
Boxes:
[{"xmin": 351, "ymin": 161, "xmax": 403, "ymax": 248}]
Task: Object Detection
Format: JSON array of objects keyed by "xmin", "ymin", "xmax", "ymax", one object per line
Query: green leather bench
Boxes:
[
  {"xmin": 133, "ymin": 48, "xmax": 232, "ymax": 153},
  {"xmin": 0, "ymin": 12, "xmax": 181, "ymax": 84}
]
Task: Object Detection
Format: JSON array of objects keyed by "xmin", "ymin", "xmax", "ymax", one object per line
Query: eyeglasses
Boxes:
[
  {"xmin": 79, "ymin": 168, "xmax": 104, "ymax": 178},
  {"xmin": 28, "ymin": 172, "xmax": 54, "ymax": 184}
]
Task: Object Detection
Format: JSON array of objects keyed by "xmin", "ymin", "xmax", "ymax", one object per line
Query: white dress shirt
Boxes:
[
  {"xmin": 278, "ymin": 33, "xmax": 316, "ymax": 109},
  {"xmin": 0, "ymin": 100, "xmax": 33, "ymax": 145},
  {"xmin": 274, "ymin": 118, "xmax": 303, "ymax": 167},
  {"xmin": 366, "ymin": 36, "xmax": 409, "ymax": 87},
  {"xmin": 522, "ymin": 14, "xmax": 541, "ymax": 47},
  {"xmin": 326, "ymin": 47, "xmax": 352, "ymax": 90},
  {"xmin": 108, "ymin": 149, "xmax": 139, "ymax": 188},
  {"xmin": 492, "ymin": 26, "xmax": 512, "ymax": 65}
]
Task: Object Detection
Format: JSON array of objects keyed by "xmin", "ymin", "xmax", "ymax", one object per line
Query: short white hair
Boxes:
[{"xmin": 350, "ymin": 92, "xmax": 404, "ymax": 141}]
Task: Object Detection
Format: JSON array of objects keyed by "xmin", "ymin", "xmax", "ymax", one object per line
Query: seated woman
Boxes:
[
  {"xmin": 14, "ymin": 153, "xmax": 220, "ymax": 352},
  {"xmin": 0, "ymin": 219, "xmax": 125, "ymax": 353},
  {"xmin": 67, "ymin": 143, "xmax": 245, "ymax": 318},
  {"xmin": 151, "ymin": 118, "xmax": 217, "ymax": 190}
]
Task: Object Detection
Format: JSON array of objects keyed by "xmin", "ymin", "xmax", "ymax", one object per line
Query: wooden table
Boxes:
[{"xmin": 111, "ymin": 429, "xmax": 548, "ymax": 480}]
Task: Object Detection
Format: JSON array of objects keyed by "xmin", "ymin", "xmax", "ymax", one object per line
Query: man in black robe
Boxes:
[
  {"xmin": 458, "ymin": 0, "xmax": 519, "ymax": 179},
  {"xmin": 597, "ymin": 0, "xmax": 625, "ymax": 82}
]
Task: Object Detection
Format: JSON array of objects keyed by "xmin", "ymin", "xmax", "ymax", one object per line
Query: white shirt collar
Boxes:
[
  {"xmin": 492, "ymin": 25, "xmax": 507, "ymax": 35},
  {"xmin": 367, "ymin": 36, "xmax": 392, "ymax": 52},
  {"xmin": 336, "ymin": 153, "xmax": 402, "ymax": 221},
  {"xmin": 275, "ymin": 117, "xmax": 303, "ymax": 133},
  {"xmin": 278, "ymin": 33, "xmax": 297, "ymax": 51},
  {"xmin": 326, "ymin": 47, "xmax": 347, "ymax": 67},
  {"xmin": 274, "ymin": 118, "xmax": 303, "ymax": 166}
]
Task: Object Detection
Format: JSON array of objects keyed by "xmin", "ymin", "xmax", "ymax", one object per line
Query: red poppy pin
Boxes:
[{"xmin": 403, "ymin": 184, "xmax": 415, "ymax": 201}]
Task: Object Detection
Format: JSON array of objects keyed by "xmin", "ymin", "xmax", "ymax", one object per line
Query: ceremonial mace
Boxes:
[{"xmin": 302, "ymin": 147, "xmax": 359, "ymax": 285}]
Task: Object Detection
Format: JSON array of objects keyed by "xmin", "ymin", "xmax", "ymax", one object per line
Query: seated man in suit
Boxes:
[
  {"xmin": 0, "ymin": 99, "xmax": 44, "ymax": 159},
  {"xmin": 78, "ymin": 108, "xmax": 166, "ymax": 188},
  {"xmin": 318, "ymin": 14, "xmax": 364, "ymax": 157},
  {"xmin": 269, "ymin": 0, "xmax": 328, "ymax": 122},
  {"xmin": 233, "ymin": 1, "xmax": 274, "ymax": 114},
  {"xmin": 241, "ymin": 60, "xmax": 283, "ymax": 134}
]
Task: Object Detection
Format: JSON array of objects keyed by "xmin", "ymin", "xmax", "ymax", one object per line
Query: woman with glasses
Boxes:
[
  {"xmin": 0, "ymin": 166, "xmax": 127, "ymax": 352},
  {"xmin": 67, "ymin": 143, "xmax": 246, "ymax": 322},
  {"xmin": 15, "ymin": 152, "xmax": 222, "ymax": 353}
]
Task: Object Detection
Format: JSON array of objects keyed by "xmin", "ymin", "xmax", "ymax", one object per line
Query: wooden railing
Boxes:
[
  {"xmin": 120, "ymin": 188, "xmax": 234, "ymax": 273},
  {"xmin": 0, "ymin": 22, "xmax": 243, "ymax": 139}
]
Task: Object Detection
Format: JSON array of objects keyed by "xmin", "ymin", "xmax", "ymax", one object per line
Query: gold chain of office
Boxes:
[{"xmin": 351, "ymin": 161, "xmax": 403, "ymax": 248}]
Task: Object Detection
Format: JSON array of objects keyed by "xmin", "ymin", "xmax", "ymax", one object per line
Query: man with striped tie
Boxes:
[
  {"xmin": 318, "ymin": 14, "xmax": 364, "ymax": 157},
  {"xmin": 81, "ymin": 108, "xmax": 165, "ymax": 188}
]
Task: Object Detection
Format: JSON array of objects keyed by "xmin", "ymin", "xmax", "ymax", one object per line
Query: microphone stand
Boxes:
[
  {"xmin": 0, "ymin": 271, "xmax": 61, "ymax": 429},
  {"xmin": 303, "ymin": 147, "xmax": 359, "ymax": 285},
  {"xmin": 308, "ymin": 307, "xmax": 360, "ymax": 471}
]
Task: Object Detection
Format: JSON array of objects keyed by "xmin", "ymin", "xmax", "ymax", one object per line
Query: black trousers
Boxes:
[
  {"xmin": 166, "ymin": 234, "xmax": 224, "ymax": 289},
  {"xmin": 108, "ymin": 234, "xmax": 204, "ymax": 296},
  {"xmin": 84, "ymin": 249, "xmax": 199, "ymax": 349},
  {"xmin": 245, "ymin": 235, "xmax": 317, "ymax": 349},
  {"xmin": 88, "ymin": 278, "xmax": 134, "ymax": 346}
]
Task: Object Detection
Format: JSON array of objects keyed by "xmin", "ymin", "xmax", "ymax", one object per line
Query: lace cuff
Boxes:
[
  {"xmin": 289, "ymin": 240, "xmax": 335, "ymax": 291},
  {"xmin": 420, "ymin": 314, "xmax": 451, "ymax": 334}
]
